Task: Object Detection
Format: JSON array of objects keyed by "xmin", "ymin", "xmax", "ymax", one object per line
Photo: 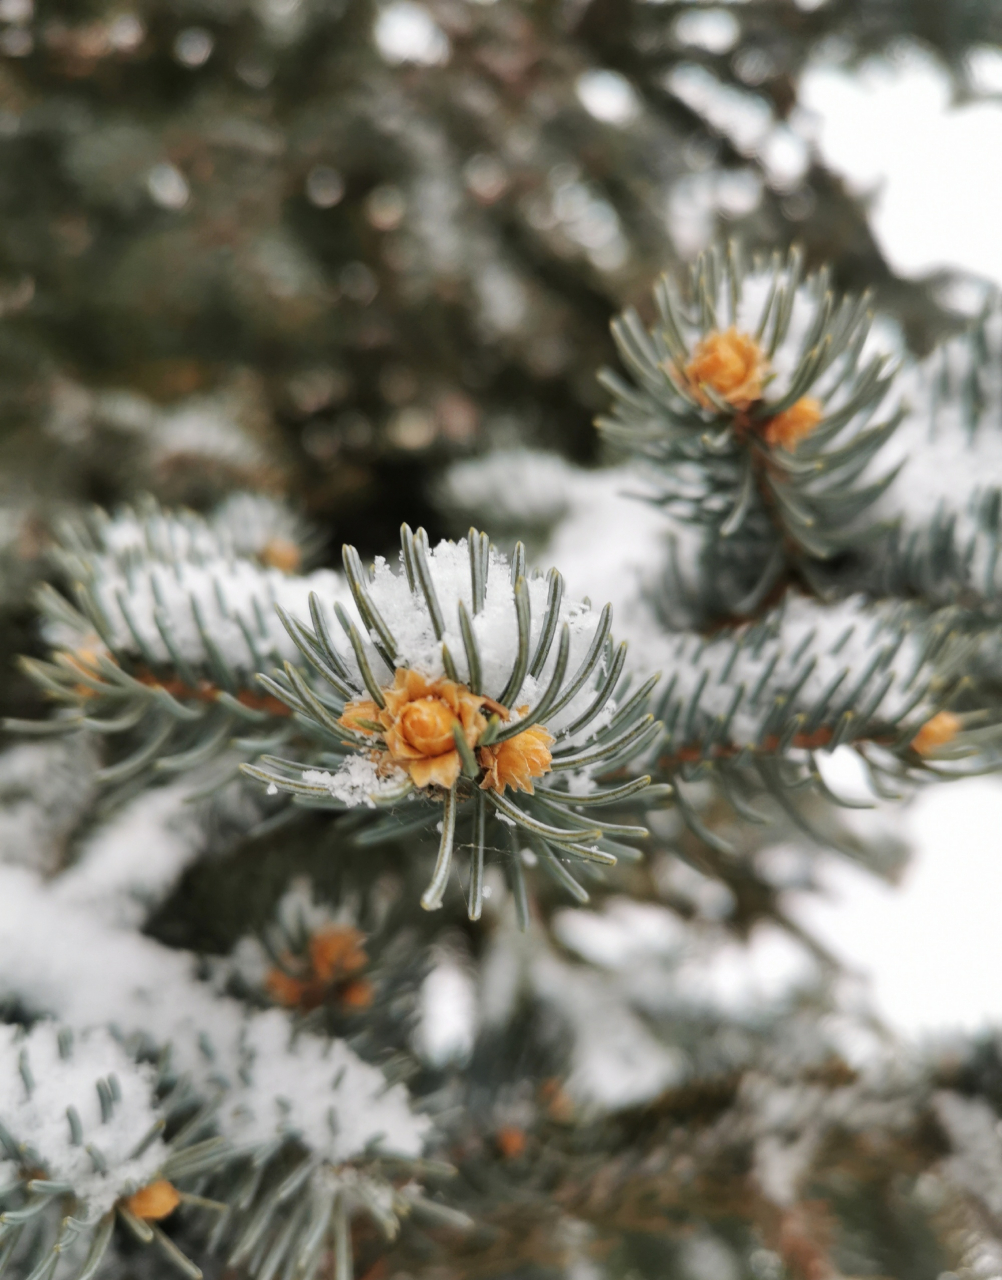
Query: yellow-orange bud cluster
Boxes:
[
  {"xmin": 680, "ymin": 329, "xmax": 824, "ymax": 453},
  {"xmin": 478, "ymin": 714, "xmax": 555, "ymax": 796},
  {"xmin": 124, "ymin": 1180, "xmax": 180, "ymax": 1221},
  {"xmin": 266, "ymin": 924, "xmax": 372, "ymax": 1012},
  {"xmin": 911, "ymin": 711, "xmax": 962, "ymax": 756},
  {"xmin": 763, "ymin": 396, "xmax": 823, "ymax": 452},
  {"xmin": 682, "ymin": 327, "xmax": 768, "ymax": 411},
  {"xmin": 340, "ymin": 672, "xmax": 553, "ymax": 795}
]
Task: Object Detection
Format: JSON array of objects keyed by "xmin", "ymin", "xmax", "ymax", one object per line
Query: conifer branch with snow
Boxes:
[
  {"xmin": 243, "ymin": 525, "xmax": 661, "ymax": 918},
  {"xmin": 599, "ymin": 244, "xmax": 904, "ymax": 620},
  {"xmin": 9, "ymin": 498, "xmax": 348, "ymax": 788},
  {"xmin": 8, "ymin": 227, "xmax": 1002, "ymax": 1280}
]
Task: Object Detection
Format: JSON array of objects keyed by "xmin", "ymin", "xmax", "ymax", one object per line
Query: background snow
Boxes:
[
  {"xmin": 801, "ymin": 46, "xmax": 1002, "ymax": 287},
  {"xmin": 0, "ymin": 1022, "xmax": 169, "ymax": 1216},
  {"xmin": 0, "ymin": 865, "xmax": 430, "ymax": 1162},
  {"xmin": 786, "ymin": 43, "xmax": 1002, "ymax": 1038}
]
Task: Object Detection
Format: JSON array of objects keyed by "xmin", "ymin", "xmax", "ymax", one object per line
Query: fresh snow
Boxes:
[
  {"xmin": 0, "ymin": 1022, "xmax": 169, "ymax": 1217},
  {"xmin": 89, "ymin": 494, "xmax": 308, "ymax": 568},
  {"xmin": 53, "ymin": 782, "xmax": 205, "ymax": 926},
  {"xmin": 801, "ymin": 46, "xmax": 1002, "ymax": 286},
  {"xmin": 0, "ymin": 866, "xmax": 429, "ymax": 1162},
  {"xmin": 358, "ymin": 538, "xmax": 610, "ymax": 733},
  {"xmin": 84, "ymin": 557, "xmax": 346, "ymax": 675},
  {"xmin": 440, "ymin": 451, "xmax": 668, "ymax": 647},
  {"xmin": 645, "ymin": 593, "xmax": 937, "ymax": 748},
  {"xmin": 303, "ymin": 757, "xmax": 408, "ymax": 808},
  {"xmin": 222, "ymin": 1010, "xmax": 429, "ymax": 1162}
]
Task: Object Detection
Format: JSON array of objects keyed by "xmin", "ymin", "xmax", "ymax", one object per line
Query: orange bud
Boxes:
[
  {"xmin": 396, "ymin": 698, "xmax": 458, "ymax": 757},
  {"xmin": 495, "ymin": 1126, "xmax": 527, "ymax": 1159},
  {"xmin": 407, "ymin": 750, "xmax": 463, "ymax": 790},
  {"xmin": 343, "ymin": 669, "xmax": 489, "ymax": 792},
  {"xmin": 763, "ymin": 396, "xmax": 823, "ymax": 451},
  {"xmin": 264, "ymin": 968, "xmax": 309, "ymax": 1008},
  {"xmin": 309, "ymin": 926, "xmax": 368, "ymax": 984},
  {"xmin": 61, "ymin": 646, "xmax": 105, "ymax": 679},
  {"xmin": 267, "ymin": 926, "xmax": 371, "ymax": 1012},
  {"xmin": 911, "ymin": 711, "xmax": 962, "ymax": 756},
  {"xmin": 479, "ymin": 717, "xmax": 554, "ymax": 796},
  {"xmin": 124, "ymin": 1180, "xmax": 180, "ymax": 1221},
  {"xmin": 683, "ymin": 328, "xmax": 768, "ymax": 411},
  {"xmin": 339, "ymin": 700, "xmax": 384, "ymax": 735},
  {"xmin": 340, "ymin": 979, "xmax": 374, "ymax": 1009},
  {"xmin": 260, "ymin": 537, "xmax": 302, "ymax": 574}
]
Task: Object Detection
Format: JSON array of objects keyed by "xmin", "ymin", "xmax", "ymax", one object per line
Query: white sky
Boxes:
[
  {"xmin": 778, "ymin": 53, "xmax": 1002, "ymax": 1037},
  {"xmin": 800, "ymin": 47, "xmax": 1002, "ymax": 285}
]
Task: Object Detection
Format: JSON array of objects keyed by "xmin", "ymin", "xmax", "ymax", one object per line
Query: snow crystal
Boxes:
[
  {"xmin": 0, "ymin": 1022, "xmax": 168, "ymax": 1217},
  {"xmin": 303, "ymin": 757, "xmax": 408, "ymax": 808},
  {"xmin": 563, "ymin": 770, "xmax": 600, "ymax": 797}
]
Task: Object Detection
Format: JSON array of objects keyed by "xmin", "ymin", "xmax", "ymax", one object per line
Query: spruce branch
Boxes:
[
  {"xmin": 862, "ymin": 303, "xmax": 1002, "ymax": 608},
  {"xmin": 242, "ymin": 526, "xmax": 660, "ymax": 917},
  {"xmin": 0, "ymin": 865, "xmax": 437, "ymax": 1280},
  {"xmin": 202, "ymin": 1014, "xmax": 442, "ymax": 1280},
  {"xmin": 53, "ymin": 495, "xmax": 317, "ymax": 580},
  {"xmin": 228, "ymin": 876, "xmax": 428, "ymax": 1066},
  {"xmin": 9, "ymin": 499, "xmax": 349, "ymax": 788},
  {"xmin": 236, "ymin": 879, "xmax": 376, "ymax": 1021},
  {"xmin": 0, "ymin": 1022, "xmax": 230, "ymax": 1280},
  {"xmin": 216, "ymin": 1155, "xmax": 468, "ymax": 1280},
  {"xmin": 643, "ymin": 592, "xmax": 998, "ymax": 848},
  {"xmin": 598, "ymin": 243, "xmax": 904, "ymax": 619}
]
